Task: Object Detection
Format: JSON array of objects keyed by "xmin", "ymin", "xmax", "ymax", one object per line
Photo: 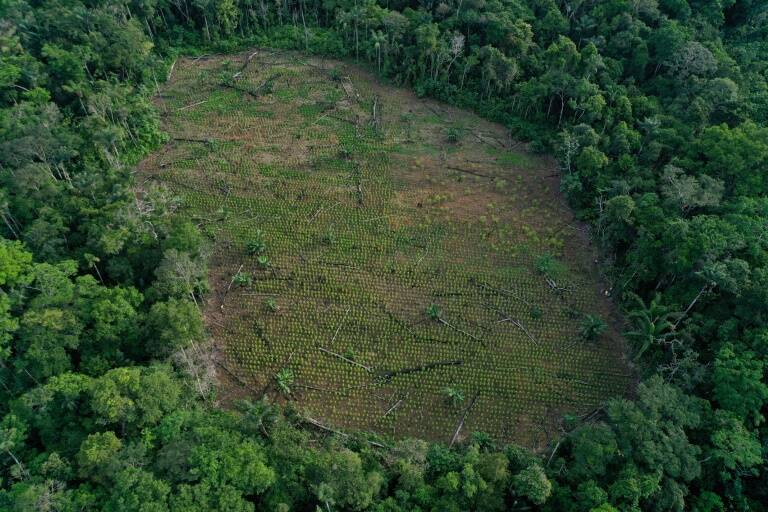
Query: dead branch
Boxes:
[
  {"xmin": 223, "ymin": 263, "xmax": 244, "ymax": 299},
  {"xmin": 294, "ymin": 382, "xmax": 332, "ymax": 393},
  {"xmin": 167, "ymin": 59, "xmax": 177, "ymax": 82},
  {"xmin": 302, "ymin": 417, "xmax": 387, "ymax": 448},
  {"xmin": 303, "ymin": 416, "xmax": 346, "ymax": 436},
  {"xmin": 383, "ymin": 397, "xmax": 405, "ymax": 417},
  {"xmin": 370, "ymin": 95, "xmax": 381, "ymax": 132},
  {"xmin": 546, "ymin": 439, "xmax": 562, "ymax": 466},
  {"xmin": 214, "ymin": 360, "xmax": 259, "ymax": 393},
  {"xmin": 172, "ymin": 136, "xmax": 215, "ymax": 144},
  {"xmin": 546, "ymin": 277, "xmax": 572, "ymax": 293},
  {"xmin": 450, "ymin": 393, "xmax": 480, "ymax": 447},
  {"xmin": 330, "ymin": 307, "xmax": 351, "ymax": 344},
  {"xmin": 497, "ymin": 317, "xmax": 538, "ymax": 345},
  {"xmin": 476, "ymin": 280, "xmax": 533, "ymax": 306},
  {"xmin": 438, "ymin": 317, "xmax": 485, "ymax": 346},
  {"xmin": 472, "ymin": 131, "xmax": 506, "ymax": 149},
  {"xmin": 233, "ymin": 50, "xmax": 260, "ymax": 78},
  {"xmin": 327, "ymin": 114, "xmax": 357, "ymax": 125},
  {"xmin": 221, "ymin": 72, "xmax": 281, "ymax": 99}
]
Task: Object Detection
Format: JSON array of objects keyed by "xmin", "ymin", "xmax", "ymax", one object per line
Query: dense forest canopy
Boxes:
[{"xmin": 0, "ymin": 0, "xmax": 766, "ymax": 510}]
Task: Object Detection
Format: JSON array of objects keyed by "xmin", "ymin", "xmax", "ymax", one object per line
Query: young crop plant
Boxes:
[{"xmin": 257, "ymin": 255, "xmax": 270, "ymax": 268}]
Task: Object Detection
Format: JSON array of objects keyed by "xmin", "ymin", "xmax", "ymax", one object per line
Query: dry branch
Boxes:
[
  {"xmin": 177, "ymin": 100, "xmax": 208, "ymax": 111},
  {"xmin": 472, "ymin": 131, "xmax": 506, "ymax": 149},
  {"xmin": 171, "ymin": 136, "xmax": 215, "ymax": 144},
  {"xmin": 383, "ymin": 397, "xmax": 405, "ymax": 417},
  {"xmin": 476, "ymin": 280, "xmax": 533, "ymax": 307},
  {"xmin": 370, "ymin": 95, "xmax": 381, "ymax": 132},
  {"xmin": 330, "ymin": 307, "xmax": 351, "ymax": 344},
  {"xmin": 214, "ymin": 361, "xmax": 259, "ymax": 394},
  {"xmin": 546, "ymin": 277, "xmax": 572, "ymax": 293},
  {"xmin": 327, "ymin": 114, "xmax": 357, "ymax": 125},
  {"xmin": 167, "ymin": 59, "xmax": 177, "ymax": 81},
  {"xmin": 438, "ymin": 317, "xmax": 485, "ymax": 346},
  {"xmin": 302, "ymin": 417, "xmax": 387, "ymax": 448},
  {"xmin": 223, "ymin": 263, "xmax": 244, "ymax": 299},
  {"xmin": 221, "ymin": 72, "xmax": 281, "ymax": 99},
  {"xmin": 497, "ymin": 317, "xmax": 538, "ymax": 345}
]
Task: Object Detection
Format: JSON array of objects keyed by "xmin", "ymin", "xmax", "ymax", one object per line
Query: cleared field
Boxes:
[{"xmin": 138, "ymin": 49, "xmax": 633, "ymax": 447}]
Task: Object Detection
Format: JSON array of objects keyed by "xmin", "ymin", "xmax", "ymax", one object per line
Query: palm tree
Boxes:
[
  {"xmin": 371, "ymin": 30, "xmax": 386, "ymax": 72},
  {"xmin": 624, "ymin": 293, "xmax": 681, "ymax": 361}
]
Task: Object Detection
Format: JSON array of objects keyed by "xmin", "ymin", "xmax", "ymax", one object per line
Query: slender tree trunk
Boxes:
[{"xmin": 674, "ymin": 283, "xmax": 711, "ymax": 328}]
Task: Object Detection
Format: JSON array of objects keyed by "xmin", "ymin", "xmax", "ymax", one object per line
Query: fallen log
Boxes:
[
  {"xmin": 447, "ymin": 166, "xmax": 493, "ymax": 179},
  {"xmin": 302, "ymin": 417, "xmax": 387, "ymax": 448},
  {"xmin": 171, "ymin": 137, "xmax": 218, "ymax": 146},
  {"xmin": 318, "ymin": 346, "xmax": 373, "ymax": 373},
  {"xmin": 449, "ymin": 393, "xmax": 480, "ymax": 447},
  {"xmin": 383, "ymin": 397, "xmax": 405, "ymax": 417},
  {"xmin": 380, "ymin": 360, "xmax": 463, "ymax": 380},
  {"xmin": 177, "ymin": 99, "xmax": 208, "ymax": 111}
]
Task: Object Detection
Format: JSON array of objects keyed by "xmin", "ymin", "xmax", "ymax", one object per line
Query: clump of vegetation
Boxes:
[
  {"xmin": 445, "ymin": 127, "xmax": 461, "ymax": 144},
  {"xmin": 247, "ymin": 230, "xmax": 267, "ymax": 256},
  {"xmin": 426, "ymin": 304, "xmax": 442, "ymax": 321},
  {"xmin": 320, "ymin": 229, "xmax": 336, "ymax": 245},
  {"xmin": 275, "ymin": 368, "xmax": 295, "ymax": 395},
  {"xmin": 233, "ymin": 271, "xmax": 252, "ymax": 287},
  {"xmin": 264, "ymin": 297, "xmax": 279, "ymax": 312},
  {"xmin": 256, "ymin": 255, "xmax": 270, "ymax": 268},
  {"xmin": 534, "ymin": 253, "xmax": 567, "ymax": 280},
  {"xmin": 443, "ymin": 386, "xmax": 465, "ymax": 406},
  {"xmin": 579, "ymin": 314, "xmax": 607, "ymax": 342}
]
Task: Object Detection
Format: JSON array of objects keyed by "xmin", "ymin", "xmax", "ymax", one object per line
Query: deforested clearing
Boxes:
[{"xmin": 138, "ymin": 49, "xmax": 633, "ymax": 447}]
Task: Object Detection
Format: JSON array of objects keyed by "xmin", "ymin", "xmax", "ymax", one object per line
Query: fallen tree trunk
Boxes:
[
  {"xmin": 318, "ymin": 346, "xmax": 373, "ymax": 372},
  {"xmin": 380, "ymin": 360, "xmax": 463, "ymax": 380},
  {"xmin": 449, "ymin": 393, "xmax": 480, "ymax": 447},
  {"xmin": 447, "ymin": 166, "xmax": 493, "ymax": 179}
]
